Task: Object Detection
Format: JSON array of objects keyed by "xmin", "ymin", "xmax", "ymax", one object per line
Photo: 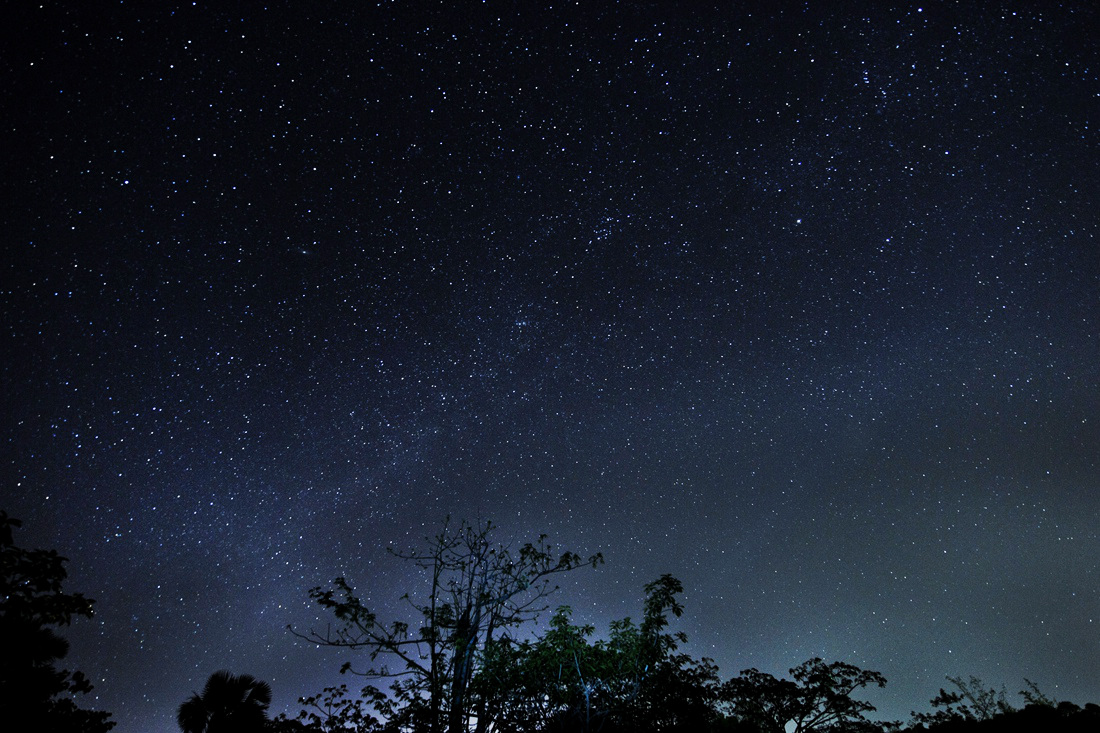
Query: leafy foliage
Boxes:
[
  {"xmin": 0, "ymin": 510, "xmax": 115, "ymax": 732},
  {"xmin": 906, "ymin": 676, "xmax": 1100, "ymax": 731},
  {"xmin": 280, "ymin": 515, "xmax": 1100, "ymax": 733},
  {"xmin": 719, "ymin": 657, "xmax": 887, "ymax": 733},
  {"xmin": 293, "ymin": 517, "xmax": 602, "ymax": 733},
  {"xmin": 176, "ymin": 670, "xmax": 273, "ymax": 733},
  {"xmin": 909, "ymin": 675, "xmax": 1014, "ymax": 727},
  {"xmin": 470, "ymin": 574, "xmax": 720, "ymax": 733},
  {"xmin": 269, "ymin": 684, "xmax": 386, "ymax": 732}
]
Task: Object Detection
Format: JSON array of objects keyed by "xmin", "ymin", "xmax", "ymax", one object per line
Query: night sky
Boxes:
[{"xmin": 3, "ymin": 2, "xmax": 1099, "ymax": 731}]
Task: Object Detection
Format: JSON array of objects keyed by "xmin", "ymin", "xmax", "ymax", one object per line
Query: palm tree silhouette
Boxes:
[{"xmin": 177, "ymin": 670, "xmax": 273, "ymax": 733}]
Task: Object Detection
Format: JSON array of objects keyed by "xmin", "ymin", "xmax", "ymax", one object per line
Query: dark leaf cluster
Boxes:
[
  {"xmin": 0, "ymin": 511, "xmax": 115, "ymax": 733},
  {"xmin": 177, "ymin": 670, "xmax": 273, "ymax": 733}
]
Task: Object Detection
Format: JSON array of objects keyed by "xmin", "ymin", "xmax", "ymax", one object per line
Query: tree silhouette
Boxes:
[
  {"xmin": 177, "ymin": 670, "xmax": 272, "ymax": 733},
  {"xmin": 602, "ymin": 574, "xmax": 721, "ymax": 733},
  {"xmin": 906, "ymin": 676, "xmax": 1100, "ymax": 732},
  {"xmin": 720, "ymin": 658, "xmax": 887, "ymax": 733},
  {"xmin": 281, "ymin": 515, "xmax": 1100, "ymax": 733},
  {"xmin": 0, "ymin": 510, "xmax": 115, "ymax": 732},
  {"xmin": 471, "ymin": 574, "xmax": 720, "ymax": 733},
  {"xmin": 293, "ymin": 517, "xmax": 601, "ymax": 733},
  {"xmin": 270, "ymin": 684, "xmax": 386, "ymax": 732}
]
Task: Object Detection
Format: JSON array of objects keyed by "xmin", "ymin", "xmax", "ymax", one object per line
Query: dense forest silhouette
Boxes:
[{"xmin": 2, "ymin": 512, "xmax": 1096, "ymax": 732}]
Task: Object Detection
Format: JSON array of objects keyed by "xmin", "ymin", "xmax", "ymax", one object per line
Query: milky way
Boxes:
[{"xmin": 3, "ymin": 2, "xmax": 1098, "ymax": 730}]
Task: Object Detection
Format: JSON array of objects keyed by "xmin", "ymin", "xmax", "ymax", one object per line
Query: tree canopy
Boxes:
[
  {"xmin": 720, "ymin": 658, "xmax": 887, "ymax": 733},
  {"xmin": 292, "ymin": 517, "xmax": 602, "ymax": 733},
  {"xmin": 177, "ymin": 670, "xmax": 273, "ymax": 733},
  {"xmin": 279, "ymin": 516, "xmax": 1099, "ymax": 733},
  {"xmin": 0, "ymin": 511, "xmax": 115, "ymax": 732}
]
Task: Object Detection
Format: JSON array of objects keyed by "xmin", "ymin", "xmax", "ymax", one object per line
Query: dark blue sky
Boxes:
[{"xmin": 3, "ymin": 2, "xmax": 1098, "ymax": 730}]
